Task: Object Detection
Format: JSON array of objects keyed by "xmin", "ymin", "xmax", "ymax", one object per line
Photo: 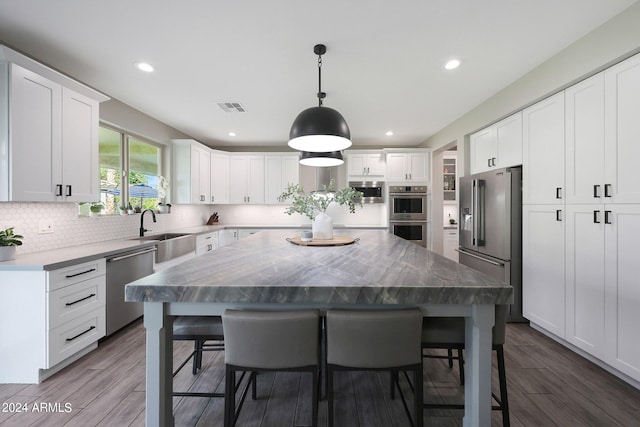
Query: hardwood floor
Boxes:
[{"xmin": 1, "ymin": 320, "xmax": 639, "ymax": 426}]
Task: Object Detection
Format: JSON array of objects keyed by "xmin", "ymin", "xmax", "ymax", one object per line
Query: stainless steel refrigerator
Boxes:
[{"xmin": 458, "ymin": 166, "xmax": 525, "ymax": 322}]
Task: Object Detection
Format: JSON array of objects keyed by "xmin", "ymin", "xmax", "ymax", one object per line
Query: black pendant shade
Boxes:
[
  {"xmin": 299, "ymin": 150, "xmax": 344, "ymax": 167},
  {"xmin": 288, "ymin": 43, "xmax": 352, "ymax": 157}
]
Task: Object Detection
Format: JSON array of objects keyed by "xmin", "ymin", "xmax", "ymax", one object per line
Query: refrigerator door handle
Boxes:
[
  {"xmin": 472, "ymin": 179, "xmax": 478, "ymax": 245},
  {"xmin": 456, "ymin": 248, "xmax": 504, "ymax": 267}
]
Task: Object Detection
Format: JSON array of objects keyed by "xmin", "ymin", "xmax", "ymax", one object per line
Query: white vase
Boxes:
[
  {"xmin": 0, "ymin": 246, "xmax": 16, "ymax": 262},
  {"xmin": 312, "ymin": 212, "xmax": 333, "ymax": 240}
]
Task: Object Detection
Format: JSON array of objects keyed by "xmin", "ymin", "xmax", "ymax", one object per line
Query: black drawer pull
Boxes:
[
  {"xmin": 605, "ymin": 210, "xmax": 612, "ymax": 224},
  {"xmin": 594, "ymin": 210, "xmax": 601, "ymax": 224},
  {"xmin": 65, "ymin": 268, "xmax": 96, "ymax": 279},
  {"xmin": 65, "ymin": 293, "xmax": 96, "ymax": 306},
  {"xmin": 593, "ymin": 185, "xmax": 601, "ymax": 198},
  {"xmin": 66, "ymin": 326, "xmax": 96, "ymax": 342},
  {"xmin": 604, "ymin": 184, "xmax": 612, "ymax": 197},
  {"xmin": 66, "ymin": 185, "xmax": 72, "ymax": 197},
  {"xmin": 556, "ymin": 187, "xmax": 562, "ymax": 199},
  {"xmin": 55, "ymin": 184, "xmax": 63, "ymax": 196},
  {"xmin": 556, "ymin": 210, "xmax": 562, "ymax": 221}
]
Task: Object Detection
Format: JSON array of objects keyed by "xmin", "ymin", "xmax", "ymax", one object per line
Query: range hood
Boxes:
[{"xmin": 299, "ymin": 164, "xmax": 346, "ymax": 192}]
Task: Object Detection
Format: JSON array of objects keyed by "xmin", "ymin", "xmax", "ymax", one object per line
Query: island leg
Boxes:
[
  {"xmin": 144, "ymin": 302, "xmax": 174, "ymax": 427},
  {"xmin": 463, "ymin": 304, "xmax": 494, "ymax": 427}
]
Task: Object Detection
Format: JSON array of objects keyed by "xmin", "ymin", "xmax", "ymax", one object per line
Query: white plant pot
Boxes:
[
  {"xmin": 0, "ymin": 246, "xmax": 17, "ymax": 262},
  {"xmin": 312, "ymin": 212, "xmax": 333, "ymax": 240}
]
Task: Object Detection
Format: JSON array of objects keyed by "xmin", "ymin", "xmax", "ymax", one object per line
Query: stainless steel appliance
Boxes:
[
  {"xmin": 458, "ymin": 166, "xmax": 525, "ymax": 322},
  {"xmin": 105, "ymin": 247, "xmax": 155, "ymax": 335},
  {"xmin": 349, "ymin": 181, "xmax": 385, "ymax": 203},
  {"xmin": 389, "ymin": 185, "xmax": 429, "ymax": 247},
  {"xmin": 389, "ymin": 185, "xmax": 428, "ymax": 221}
]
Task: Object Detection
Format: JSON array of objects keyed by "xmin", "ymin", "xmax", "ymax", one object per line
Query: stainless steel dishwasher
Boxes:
[{"xmin": 105, "ymin": 247, "xmax": 155, "ymax": 335}]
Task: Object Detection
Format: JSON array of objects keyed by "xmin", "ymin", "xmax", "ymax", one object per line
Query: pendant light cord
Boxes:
[{"xmin": 317, "ymin": 54, "xmax": 324, "ymax": 107}]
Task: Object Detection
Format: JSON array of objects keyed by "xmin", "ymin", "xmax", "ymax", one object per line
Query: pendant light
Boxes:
[
  {"xmin": 288, "ymin": 44, "xmax": 351, "ymax": 153},
  {"xmin": 299, "ymin": 150, "xmax": 344, "ymax": 167}
]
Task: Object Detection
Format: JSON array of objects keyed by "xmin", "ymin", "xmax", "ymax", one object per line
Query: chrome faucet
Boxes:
[{"xmin": 139, "ymin": 209, "xmax": 157, "ymax": 237}]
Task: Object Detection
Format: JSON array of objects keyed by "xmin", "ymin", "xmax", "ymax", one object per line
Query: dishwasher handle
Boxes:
[
  {"xmin": 107, "ymin": 247, "xmax": 157, "ymax": 263},
  {"xmin": 455, "ymin": 247, "xmax": 504, "ymax": 267}
]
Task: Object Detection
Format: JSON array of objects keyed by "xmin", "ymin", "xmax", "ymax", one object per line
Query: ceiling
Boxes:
[{"xmin": 0, "ymin": 0, "xmax": 636, "ymax": 150}]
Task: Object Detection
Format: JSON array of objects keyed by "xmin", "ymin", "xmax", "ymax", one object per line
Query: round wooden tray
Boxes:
[{"xmin": 287, "ymin": 236, "xmax": 358, "ymax": 246}]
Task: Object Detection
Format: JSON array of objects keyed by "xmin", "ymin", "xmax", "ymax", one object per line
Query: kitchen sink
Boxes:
[{"xmin": 134, "ymin": 233, "xmax": 196, "ymax": 263}]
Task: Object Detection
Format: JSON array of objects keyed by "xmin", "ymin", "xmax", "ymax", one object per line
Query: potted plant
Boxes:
[
  {"xmin": 127, "ymin": 202, "xmax": 135, "ymax": 215},
  {"xmin": 278, "ymin": 180, "xmax": 363, "ymax": 240},
  {"xmin": 0, "ymin": 227, "xmax": 24, "ymax": 262},
  {"xmin": 119, "ymin": 204, "xmax": 128, "ymax": 215}
]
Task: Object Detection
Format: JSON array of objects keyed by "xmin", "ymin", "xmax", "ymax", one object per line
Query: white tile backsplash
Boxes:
[{"xmin": 1, "ymin": 202, "xmax": 387, "ymax": 256}]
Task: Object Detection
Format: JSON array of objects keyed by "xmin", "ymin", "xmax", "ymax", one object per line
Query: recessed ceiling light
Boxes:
[
  {"xmin": 444, "ymin": 59, "xmax": 461, "ymax": 70},
  {"xmin": 228, "ymin": 132, "xmax": 236, "ymax": 137},
  {"xmin": 385, "ymin": 131, "xmax": 394, "ymax": 136},
  {"xmin": 136, "ymin": 62, "xmax": 154, "ymax": 72}
]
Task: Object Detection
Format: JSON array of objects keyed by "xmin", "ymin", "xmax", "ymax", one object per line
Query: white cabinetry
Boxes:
[
  {"xmin": 522, "ymin": 92, "xmax": 565, "ymax": 205},
  {"xmin": 265, "ymin": 154, "xmax": 299, "ymax": 204},
  {"xmin": 218, "ymin": 229, "xmax": 239, "ymax": 246},
  {"xmin": 0, "ymin": 258, "xmax": 106, "ymax": 383},
  {"xmin": 442, "ymin": 228, "xmax": 458, "ymax": 261},
  {"xmin": 385, "ymin": 150, "xmax": 430, "ymax": 183},
  {"xmin": 229, "ymin": 155, "xmax": 265, "ymax": 204},
  {"xmin": 210, "ymin": 150, "xmax": 229, "ymax": 204},
  {"xmin": 522, "ymin": 205, "xmax": 565, "ymax": 338},
  {"xmin": 196, "ymin": 231, "xmax": 219, "ymax": 256},
  {"xmin": 470, "ymin": 112, "xmax": 522, "ymax": 175},
  {"xmin": 347, "ymin": 151, "xmax": 385, "ymax": 178},
  {"xmin": 172, "ymin": 139, "xmax": 211, "ymax": 204},
  {"xmin": 604, "ymin": 54, "xmax": 640, "ymax": 204},
  {"xmin": 0, "ymin": 59, "xmax": 105, "ymax": 202}
]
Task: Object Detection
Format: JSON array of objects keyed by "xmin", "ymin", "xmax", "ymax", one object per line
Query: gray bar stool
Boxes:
[
  {"xmin": 172, "ymin": 316, "xmax": 225, "ymax": 398},
  {"xmin": 326, "ymin": 308, "xmax": 423, "ymax": 427},
  {"xmin": 421, "ymin": 305, "xmax": 510, "ymax": 426},
  {"xmin": 222, "ymin": 309, "xmax": 321, "ymax": 427}
]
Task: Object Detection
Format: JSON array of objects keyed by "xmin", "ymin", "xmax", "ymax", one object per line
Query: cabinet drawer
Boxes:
[
  {"xmin": 48, "ymin": 309, "xmax": 105, "ymax": 367},
  {"xmin": 196, "ymin": 232, "xmax": 219, "ymax": 256},
  {"xmin": 48, "ymin": 258, "xmax": 106, "ymax": 291},
  {"xmin": 49, "ymin": 276, "xmax": 105, "ymax": 329}
]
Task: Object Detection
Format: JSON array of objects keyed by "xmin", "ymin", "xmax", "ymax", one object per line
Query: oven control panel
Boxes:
[{"xmin": 388, "ymin": 186, "xmax": 427, "ymax": 193}]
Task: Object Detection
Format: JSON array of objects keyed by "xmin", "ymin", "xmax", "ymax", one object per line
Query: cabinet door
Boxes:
[
  {"xmin": 522, "ymin": 92, "xmax": 565, "ymax": 204},
  {"xmin": 366, "ymin": 153, "xmax": 386, "ymax": 176},
  {"xmin": 385, "ymin": 153, "xmax": 408, "ymax": 181},
  {"xmin": 264, "ymin": 155, "xmax": 284, "ymax": 204},
  {"xmin": 470, "ymin": 126, "xmax": 495, "ymax": 174},
  {"xmin": 522, "ymin": 205, "xmax": 565, "ymax": 337},
  {"xmin": 604, "ymin": 205, "xmax": 640, "ymax": 381},
  {"xmin": 565, "ymin": 205, "xmax": 606, "ymax": 358},
  {"xmin": 604, "ymin": 53, "xmax": 640, "ymax": 204},
  {"xmin": 62, "ymin": 87, "xmax": 100, "ymax": 202},
  {"xmin": 565, "ymin": 73, "xmax": 605, "ymax": 205},
  {"xmin": 229, "ymin": 157, "xmax": 249, "ymax": 204},
  {"xmin": 9, "ymin": 63, "xmax": 62, "ymax": 201},
  {"xmin": 210, "ymin": 152, "xmax": 229, "ymax": 204},
  {"xmin": 408, "ymin": 152, "xmax": 429, "ymax": 182},
  {"xmin": 495, "ymin": 112, "xmax": 522, "ymax": 169},
  {"xmin": 247, "ymin": 155, "xmax": 264, "ymax": 204},
  {"xmin": 347, "ymin": 154, "xmax": 367, "ymax": 176},
  {"xmin": 190, "ymin": 146, "xmax": 209, "ymax": 204}
]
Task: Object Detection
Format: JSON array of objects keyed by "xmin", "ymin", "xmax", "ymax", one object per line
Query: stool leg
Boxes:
[
  {"xmin": 327, "ymin": 367, "xmax": 334, "ymax": 427},
  {"xmin": 447, "ymin": 348, "xmax": 454, "ymax": 368},
  {"xmin": 224, "ymin": 366, "xmax": 235, "ymax": 427},
  {"xmin": 496, "ymin": 346, "xmax": 510, "ymax": 427},
  {"xmin": 312, "ymin": 369, "xmax": 319, "ymax": 427},
  {"xmin": 458, "ymin": 348, "xmax": 465, "ymax": 385},
  {"xmin": 415, "ymin": 366, "xmax": 423, "ymax": 427}
]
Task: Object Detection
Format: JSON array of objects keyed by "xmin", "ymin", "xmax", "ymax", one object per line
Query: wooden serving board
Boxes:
[{"xmin": 287, "ymin": 236, "xmax": 358, "ymax": 246}]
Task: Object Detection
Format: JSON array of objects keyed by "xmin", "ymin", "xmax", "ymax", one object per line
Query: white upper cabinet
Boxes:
[
  {"xmin": 565, "ymin": 73, "xmax": 606, "ymax": 204},
  {"xmin": 264, "ymin": 154, "xmax": 299, "ymax": 204},
  {"xmin": 522, "ymin": 92, "xmax": 565, "ymax": 205},
  {"xmin": 172, "ymin": 139, "xmax": 211, "ymax": 204},
  {"xmin": 385, "ymin": 150, "xmax": 430, "ymax": 183},
  {"xmin": 210, "ymin": 150, "xmax": 229, "ymax": 204},
  {"xmin": 229, "ymin": 155, "xmax": 265, "ymax": 204},
  {"xmin": 346, "ymin": 151, "xmax": 385, "ymax": 178},
  {"xmin": 604, "ymin": 53, "xmax": 640, "ymax": 204},
  {"xmin": 0, "ymin": 46, "xmax": 107, "ymax": 202},
  {"xmin": 470, "ymin": 112, "xmax": 522, "ymax": 175}
]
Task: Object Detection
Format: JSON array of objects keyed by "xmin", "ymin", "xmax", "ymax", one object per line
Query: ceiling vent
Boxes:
[{"xmin": 217, "ymin": 102, "xmax": 246, "ymax": 113}]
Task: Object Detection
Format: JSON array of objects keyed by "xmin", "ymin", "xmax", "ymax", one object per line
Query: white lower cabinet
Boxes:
[
  {"xmin": 0, "ymin": 258, "xmax": 106, "ymax": 383},
  {"xmin": 218, "ymin": 229, "xmax": 239, "ymax": 247},
  {"xmin": 196, "ymin": 231, "xmax": 219, "ymax": 255},
  {"xmin": 522, "ymin": 205, "xmax": 566, "ymax": 338}
]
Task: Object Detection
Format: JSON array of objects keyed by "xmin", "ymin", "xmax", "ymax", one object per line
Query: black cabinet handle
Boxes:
[
  {"xmin": 556, "ymin": 187, "xmax": 562, "ymax": 199},
  {"xmin": 65, "ymin": 293, "xmax": 96, "ymax": 306},
  {"xmin": 593, "ymin": 210, "xmax": 601, "ymax": 224},
  {"xmin": 66, "ymin": 185, "xmax": 72, "ymax": 197},
  {"xmin": 66, "ymin": 326, "xmax": 96, "ymax": 342},
  {"xmin": 56, "ymin": 184, "xmax": 63, "ymax": 196},
  {"xmin": 604, "ymin": 184, "xmax": 612, "ymax": 198},
  {"xmin": 487, "ymin": 159, "xmax": 491, "ymax": 167},
  {"xmin": 605, "ymin": 210, "xmax": 612, "ymax": 224},
  {"xmin": 65, "ymin": 268, "xmax": 96, "ymax": 279},
  {"xmin": 593, "ymin": 185, "xmax": 601, "ymax": 198},
  {"xmin": 556, "ymin": 210, "xmax": 562, "ymax": 221},
  {"xmin": 492, "ymin": 157, "xmax": 496, "ymax": 167}
]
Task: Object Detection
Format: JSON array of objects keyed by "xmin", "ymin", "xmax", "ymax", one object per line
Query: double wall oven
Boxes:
[{"xmin": 388, "ymin": 185, "xmax": 429, "ymax": 247}]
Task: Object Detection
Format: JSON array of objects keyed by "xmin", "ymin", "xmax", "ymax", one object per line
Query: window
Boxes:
[{"xmin": 96, "ymin": 125, "xmax": 164, "ymax": 215}]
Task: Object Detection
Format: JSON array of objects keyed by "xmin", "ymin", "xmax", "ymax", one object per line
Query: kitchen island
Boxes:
[{"xmin": 125, "ymin": 228, "xmax": 513, "ymax": 427}]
